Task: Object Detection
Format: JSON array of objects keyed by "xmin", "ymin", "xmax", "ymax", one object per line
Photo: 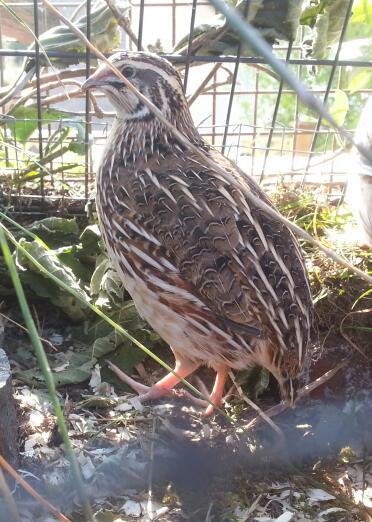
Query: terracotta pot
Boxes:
[{"xmin": 294, "ymin": 121, "xmax": 317, "ymax": 153}]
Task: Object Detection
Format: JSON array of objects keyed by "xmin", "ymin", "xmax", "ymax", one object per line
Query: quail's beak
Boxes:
[{"xmin": 81, "ymin": 68, "xmax": 116, "ymax": 91}]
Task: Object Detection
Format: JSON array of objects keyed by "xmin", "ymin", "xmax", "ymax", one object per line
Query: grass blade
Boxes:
[{"xmin": 0, "ymin": 227, "xmax": 94, "ymax": 521}]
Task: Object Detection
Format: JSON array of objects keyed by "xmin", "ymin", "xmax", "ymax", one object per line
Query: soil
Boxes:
[{"xmin": 1, "ymin": 304, "xmax": 372, "ymax": 521}]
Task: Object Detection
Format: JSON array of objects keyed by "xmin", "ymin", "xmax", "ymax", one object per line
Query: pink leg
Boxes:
[
  {"xmin": 140, "ymin": 357, "xmax": 200, "ymax": 401},
  {"xmin": 203, "ymin": 366, "xmax": 229, "ymax": 416},
  {"xmin": 107, "ymin": 357, "xmax": 203, "ymax": 404}
]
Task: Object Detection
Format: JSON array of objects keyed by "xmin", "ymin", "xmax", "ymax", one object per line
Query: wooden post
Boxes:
[{"xmin": 0, "ymin": 348, "xmax": 19, "ymax": 468}]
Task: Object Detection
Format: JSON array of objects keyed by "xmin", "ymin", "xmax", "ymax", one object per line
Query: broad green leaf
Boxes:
[
  {"xmin": 65, "ymin": 120, "xmax": 86, "ymax": 155},
  {"xmin": 17, "ymin": 350, "xmax": 97, "ymax": 386},
  {"xmin": 348, "ymin": 0, "xmax": 372, "ymax": 37},
  {"xmin": 3, "ymin": 106, "xmax": 85, "ymax": 152},
  {"xmin": 327, "ymin": 89, "xmax": 349, "ymax": 126},
  {"xmin": 6, "ymin": 106, "xmax": 70, "ymax": 142},
  {"xmin": 79, "ymin": 225, "xmax": 101, "ymax": 258},
  {"xmin": 302, "ymin": 0, "xmax": 351, "ymax": 58},
  {"xmin": 90, "ymin": 254, "xmax": 110, "ymax": 297},
  {"xmin": 16, "ymin": 238, "xmax": 90, "ymax": 321},
  {"xmin": 348, "ymin": 69, "xmax": 372, "ymax": 94},
  {"xmin": 90, "ymin": 254, "xmax": 125, "ymax": 308},
  {"xmin": 74, "ymin": 303, "xmax": 151, "ymax": 346},
  {"xmin": 57, "ymin": 246, "xmax": 93, "ymax": 282},
  {"xmin": 236, "ymin": 365, "xmax": 270, "ymax": 399},
  {"xmin": 27, "ymin": 217, "xmax": 79, "ymax": 247}
]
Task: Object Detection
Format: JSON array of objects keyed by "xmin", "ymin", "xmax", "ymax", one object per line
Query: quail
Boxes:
[{"xmin": 82, "ymin": 51, "xmax": 313, "ymax": 415}]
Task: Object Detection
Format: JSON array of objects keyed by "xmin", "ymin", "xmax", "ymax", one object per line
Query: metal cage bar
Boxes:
[{"xmin": 0, "ymin": 0, "xmax": 370, "ymax": 217}]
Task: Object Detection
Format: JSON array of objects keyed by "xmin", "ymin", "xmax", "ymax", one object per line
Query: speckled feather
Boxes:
[{"xmin": 94, "ymin": 52, "xmax": 313, "ymax": 384}]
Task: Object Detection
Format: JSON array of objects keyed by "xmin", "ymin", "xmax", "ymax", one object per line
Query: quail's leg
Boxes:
[
  {"xmin": 107, "ymin": 357, "xmax": 207, "ymax": 406},
  {"xmin": 139, "ymin": 357, "xmax": 200, "ymax": 401},
  {"xmin": 203, "ymin": 366, "xmax": 229, "ymax": 416}
]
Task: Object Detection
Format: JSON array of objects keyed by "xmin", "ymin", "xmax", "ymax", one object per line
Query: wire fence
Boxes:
[{"xmin": 0, "ymin": 0, "xmax": 371, "ymax": 217}]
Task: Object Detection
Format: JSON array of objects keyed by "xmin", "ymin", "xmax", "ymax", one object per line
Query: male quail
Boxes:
[{"xmin": 82, "ymin": 52, "xmax": 313, "ymax": 415}]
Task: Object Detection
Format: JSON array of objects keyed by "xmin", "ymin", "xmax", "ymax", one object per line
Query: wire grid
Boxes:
[{"xmin": 0, "ymin": 0, "xmax": 371, "ymax": 217}]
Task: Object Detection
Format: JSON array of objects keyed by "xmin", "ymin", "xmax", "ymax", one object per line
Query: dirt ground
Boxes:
[{"xmin": 1, "ymin": 304, "xmax": 372, "ymax": 522}]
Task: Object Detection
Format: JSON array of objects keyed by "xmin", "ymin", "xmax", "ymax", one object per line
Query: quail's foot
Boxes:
[{"xmin": 107, "ymin": 360, "xmax": 228, "ymax": 415}]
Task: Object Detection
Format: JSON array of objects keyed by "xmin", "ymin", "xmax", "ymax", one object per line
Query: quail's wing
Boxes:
[{"xmin": 114, "ymin": 151, "xmax": 312, "ymax": 351}]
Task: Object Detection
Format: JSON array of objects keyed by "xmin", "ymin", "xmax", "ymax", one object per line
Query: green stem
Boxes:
[
  {"xmin": 0, "ymin": 228, "xmax": 94, "ymax": 521},
  {"xmin": 0, "ymin": 210, "xmax": 49, "ymax": 247},
  {"xmin": 19, "ymin": 145, "xmax": 70, "ymax": 179}
]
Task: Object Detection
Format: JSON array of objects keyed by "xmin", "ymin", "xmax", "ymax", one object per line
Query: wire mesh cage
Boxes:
[{"xmin": 0, "ymin": 0, "xmax": 371, "ymax": 218}]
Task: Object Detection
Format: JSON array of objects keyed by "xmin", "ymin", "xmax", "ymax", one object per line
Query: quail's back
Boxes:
[{"xmin": 83, "ymin": 51, "xmax": 313, "ymax": 413}]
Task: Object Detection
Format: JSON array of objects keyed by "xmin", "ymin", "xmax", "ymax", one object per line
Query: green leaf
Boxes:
[
  {"xmin": 348, "ymin": 0, "xmax": 372, "ymax": 38},
  {"xmin": 90, "ymin": 254, "xmax": 125, "ymax": 308},
  {"xmin": 5, "ymin": 106, "xmax": 67, "ymax": 142},
  {"xmin": 65, "ymin": 120, "xmax": 86, "ymax": 155},
  {"xmin": 79, "ymin": 225, "xmax": 101, "ymax": 258},
  {"xmin": 57, "ymin": 246, "xmax": 93, "ymax": 282},
  {"xmin": 236, "ymin": 365, "xmax": 270, "ymax": 399},
  {"xmin": 75, "ymin": 303, "xmax": 149, "ymax": 346},
  {"xmin": 90, "ymin": 254, "xmax": 110, "ymax": 297},
  {"xmin": 17, "ymin": 349, "xmax": 96, "ymax": 387},
  {"xmin": 16, "ymin": 238, "xmax": 90, "ymax": 321},
  {"xmin": 327, "ymin": 89, "xmax": 349, "ymax": 126},
  {"xmin": 27, "ymin": 217, "xmax": 79, "ymax": 247},
  {"xmin": 300, "ymin": 0, "xmax": 330, "ymax": 27},
  {"xmin": 3, "ymin": 106, "xmax": 85, "ymax": 151},
  {"xmin": 303, "ymin": 0, "xmax": 351, "ymax": 58},
  {"xmin": 103, "ymin": 341, "xmax": 148, "ymax": 389},
  {"xmin": 348, "ymin": 69, "xmax": 372, "ymax": 94},
  {"xmin": 353, "ymin": 287, "xmax": 372, "ymax": 308}
]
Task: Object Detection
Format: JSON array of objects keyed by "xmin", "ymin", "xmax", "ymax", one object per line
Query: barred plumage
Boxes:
[{"xmin": 82, "ymin": 51, "xmax": 314, "ymax": 414}]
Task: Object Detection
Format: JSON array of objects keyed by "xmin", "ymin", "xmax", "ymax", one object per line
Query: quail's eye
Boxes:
[{"xmin": 123, "ymin": 66, "xmax": 135, "ymax": 79}]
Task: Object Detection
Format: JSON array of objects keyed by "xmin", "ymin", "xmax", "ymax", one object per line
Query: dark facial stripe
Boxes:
[{"xmin": 115, "ymin": 51, "xmax": 181, "ymax": 85}]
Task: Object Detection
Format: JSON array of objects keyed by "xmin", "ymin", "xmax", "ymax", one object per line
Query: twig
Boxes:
[
  {"xmin": 298, "ymin": 355, "xmax": 352, "ymax": 398},
  {"xmin": 178, "ymin": 26, "xmax": 226, "ymax": 57},
  {"xmin": 187, "ymin": 63, "xmax": 221, "ymax": 105},
  {"xmin": 244, "ymin": 494, "xmax": 263, "ymax": 520},
  {"xmin": 146, "ymin": 417, "xmax": 156, "ymax": 520},
  {"xmin": 104, "ymin": 0, "xmax": 139, "ymax": 47},
  {"xmin": 0, "ymin": 456, "xmax": 71, "ymax": 522},
  {"xmin": 41, "ymin": 0, "xmax": 372, "ymax": 287},
  {"xmin": 204, "ymin": 502, "xmax": 214, "ymax": 522},
  {"xmin": 202, "ymin": 79, "xmax": 233, "ymax": 94},
  {"xmin": 10, "ymin": 79, "xmax": 77, "ymax": 111},
  {"xmin": 228, "ymin": 371, "xmax": 283, "ymax": 437},
  {"xmin": 28, "ymin": 68, "xmax": 86, "ymax": 88},
  {"xmin": 340, "ymin": 308, "xmax": 372, "ymax": 361},
  {"xmin": 0, "ymin": 465, "xmax": 21, "ymax": 522},
  {"xmin": 10, "ymin": 79, "xmax": 103, "ymax": 118},
  {"xmin": 18, "ymin": 146, "xmax": 70, "ymax": 178},
  {"xmin": 244, "ymin": 355, "xmax": 352, "ymax": 432},
  {"xmin": 248, "ymin": 63, "xmax": 279, "ymax": 80},
  {"xmin": 244, "ymin": 401, "xmax": 287, "ymax": 431},
  {"xmin": 194, "ymin": 375, "xmax": 210, "ymax": 398},
  {"xmin": 106, "ymin": 360, "xmax": 209, "ymax": 408},
  {"xmin": 291, "ymin": 147, "xmax": 348, "ymax": 172},
  {"xmin": 0, "ymin": 311, "xmax": 58, "ymax": 352}
]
